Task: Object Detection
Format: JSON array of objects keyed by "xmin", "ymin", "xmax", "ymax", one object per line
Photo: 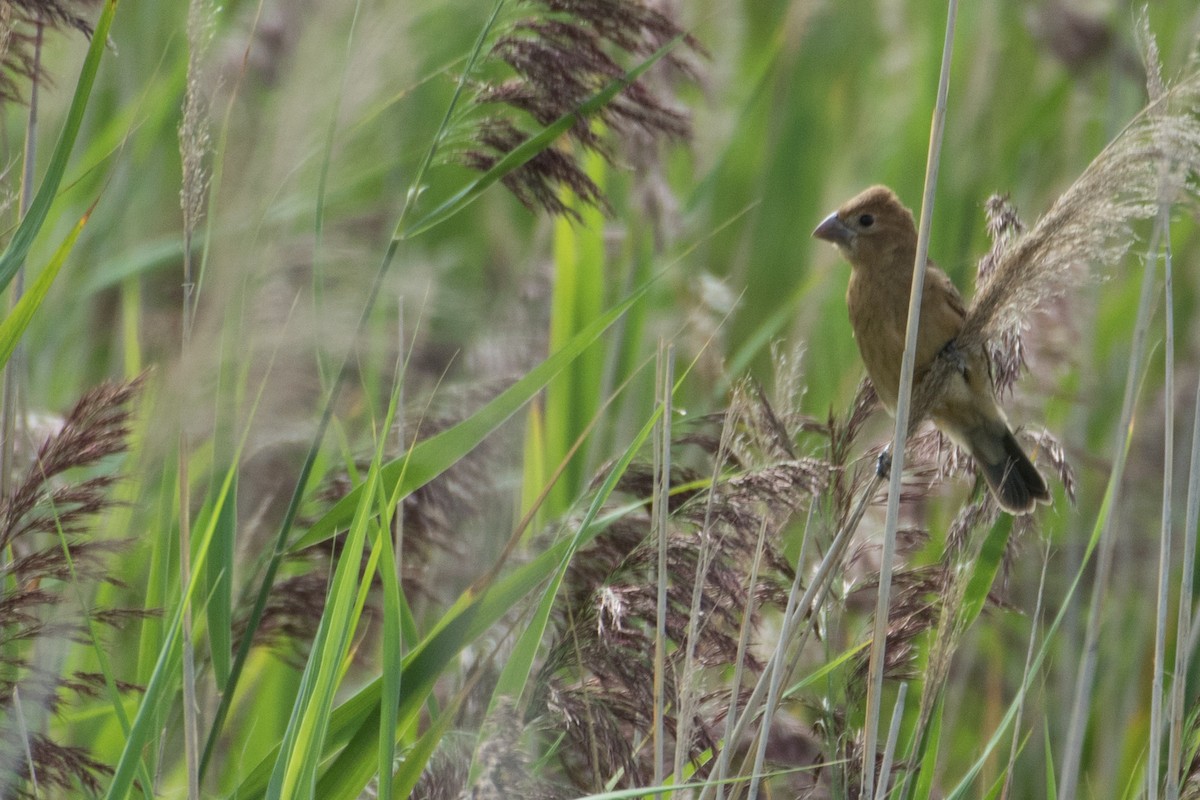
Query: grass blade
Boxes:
[
  {"xmin": 0, "ymin": 206, "xmax": 90, "ymax": 369},
  {"xmin": 205, "ymin": 476, "xmax": 236, "ymax": 690},
  {"xmin": 1168, "ymin": 373, "xmax": 1200, "ymax": 793},
  {"xmin": 0, "ymin": 1, "xmax": 116, "ymax": 291},
  {"xmin": 265, "ymin": 470, "xmax": 380, "ymax": 800},
  {"xmin": 103, "ymin": 469, "xmax": 234, "ymax": 800}
]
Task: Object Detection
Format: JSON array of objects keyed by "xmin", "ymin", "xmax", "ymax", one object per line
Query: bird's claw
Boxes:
[{"xmin": 876, "ymin": 449, "xmax": 892, "ymax": 479}]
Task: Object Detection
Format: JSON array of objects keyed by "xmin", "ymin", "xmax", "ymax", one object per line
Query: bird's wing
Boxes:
[
  {"xmin": 913, "ymin": 263, "xmax": 970, "ymax": 379},
  {"xmin": 927, "ymin": 264, "xmax": 967, "ymax": 323}
]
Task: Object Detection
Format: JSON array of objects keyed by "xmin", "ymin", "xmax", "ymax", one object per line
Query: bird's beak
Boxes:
[{"xmin": 812, "ymin": 212, "xmax": 853, "ymax": 246}]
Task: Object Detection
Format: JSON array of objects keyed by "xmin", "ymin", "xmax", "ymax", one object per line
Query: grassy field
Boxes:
[{"xmin": 2, "ymin": 0, "xmax": 1200, "ymax": 797}]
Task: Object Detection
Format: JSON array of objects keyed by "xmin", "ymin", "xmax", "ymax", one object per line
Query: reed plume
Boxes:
[
  {"xmin": 0, "ymin": 375, "xmax": 146, "ymax": 797},
  {"xmin": 459, "ymin": 0, "xmax": 699, "ymax": 219}
]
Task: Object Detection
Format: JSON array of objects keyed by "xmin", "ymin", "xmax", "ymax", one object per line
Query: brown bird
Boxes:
[{"xmin": 813, "ymin": 185, "xmax": 1051, "ymax": 514}]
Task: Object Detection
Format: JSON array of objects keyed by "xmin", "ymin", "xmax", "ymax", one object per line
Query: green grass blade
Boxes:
[
  {"xmin": 959, "ymin": 515, "xmax": 1012, "ymax": 628},
  {"xmin": 105, "ymin": 611, "xmax": 185, "ymax": 800},
  {"xmin": 544, "ymin": 165, "xmax": 607, "ymax": 514},
  {"xmin": 783, "ymin": 641, "xmax": 869, "ymax": 698},
  {"xmin": 205, "ymin": 474, "xmax": 236, "ymax": 690},
  {"xmin": 480, "ymin": 378, "xmax": 663, "ymax": 719},
  {"xmin": 0, "ymin": 207, "xmax": 89, "ymax": 369},
  {"xmin": 373, "ymin": 526, "xmax": 402, "ymax": 800},
  {"xmin": 309, "ymin": 345, "xmax": 715, "ymax": 797},
  {"xmin": 1169, "ymin": 369, "xmax": 1200, "ymax": 793},
  {"xmin": 911, "ymin": 694, "xmax": 944, "ymax": 800},
  {"xmin": 389, "ymin": 658, "xmax": 487, "ymax": 797},
  {"xmin": 980, "ymin": 729, "xmax": 1032, "ymax": 800},
  {"xmin": 0, "ymin": 0, "xmax": 117, "ymax": 291},
  {"xmin": 1044, "ymin": 720, "xmax": 1058, "ymax": 799},
  {"xmin": 108, "ymin": 326, "xmax": 290, "ymax": 797},
  {"xmin": 266, "ymin": 362, "xmax": 407, "ymax": 799},
  {"xmin": 941, "ymin": 427, "xmax": 1129, "ymax": 800},
  {"xmin": 265, "ymin": 472, "xmax": 378, "ymax": 799},
  {"xmin": 392, "ymin": 0, "xmax": 506, "ymax": 237},
  {"xmin": 372, "ymin": 361, "xmax": 408, "ymax": 800},
  {"xmin": 233, "ymin": 400, "xmax": 662, "ymax": 798}
]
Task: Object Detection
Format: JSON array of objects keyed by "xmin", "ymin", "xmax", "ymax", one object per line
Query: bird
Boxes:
[{"xmin": 812, "ymin": 185, "xmax": 1051, "ymax": 514}]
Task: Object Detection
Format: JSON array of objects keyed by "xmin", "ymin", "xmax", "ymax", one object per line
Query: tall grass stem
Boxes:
[
  {"xmin": 876, "ymin": 682, "xmax": 909, "ymax": 800},
  {"xmin": 1149, "ymin": 199, "xmax": 1175, "ymax": 800},
  {"xmin": 715, "ymin": 514, "xmax": 769, "ymax": 800},
  {"xmin": 676, "ymin": 400, "xmax": 739, "ymax": 780},
  {"xmin": 747, "ymin": 505, "xmax": 817, "ymax": 800},
  {"xmin": 1169, "ymin": 368, "xmax": 1200, "ymax": 798},
  {"xmin": 652, "ymin": 342, "xmax": 673, "ymax": 794},
  {"xmin": 861, "ymin": 1, "xmax": 957, "ymax": 793}
]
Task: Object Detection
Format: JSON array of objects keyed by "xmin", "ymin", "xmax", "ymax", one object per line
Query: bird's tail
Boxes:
[{"xmin": 970, "ymin": 428, "xmax": 1051, "ymax": 515}]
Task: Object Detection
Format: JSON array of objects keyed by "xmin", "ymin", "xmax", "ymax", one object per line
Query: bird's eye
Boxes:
[{"xmin": 858, "ymin": 213, "xmax": 874, "ymax": 227}]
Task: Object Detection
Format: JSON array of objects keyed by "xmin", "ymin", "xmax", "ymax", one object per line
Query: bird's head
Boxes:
[{"xmin": 812, "ymin": 185, "xmax": 918, "ymax": 273}]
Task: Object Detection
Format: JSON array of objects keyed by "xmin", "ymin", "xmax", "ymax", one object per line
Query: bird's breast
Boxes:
[
  {"xmin": 846, "ymin": 267, "xmax": 961, "ymax": 412},
  {"xmin": 847, "ymin": 272, "xmax": 907, "ymax": 411}
]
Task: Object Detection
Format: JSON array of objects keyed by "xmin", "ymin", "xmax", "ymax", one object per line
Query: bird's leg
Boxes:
[{"xmin": 876, "ymin": 447, "xmax": 892, "ymax": 479}]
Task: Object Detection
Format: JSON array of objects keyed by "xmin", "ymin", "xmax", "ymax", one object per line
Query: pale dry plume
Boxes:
[{"xmin": 913, "ymin": 36, "xmax": 1200, "ymax": 430}]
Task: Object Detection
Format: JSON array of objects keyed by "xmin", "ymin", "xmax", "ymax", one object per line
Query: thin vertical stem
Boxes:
[
  {"xmin": 875, "ymin": 682, "xmax": 909, "ymax": 800},
  {"xmin": 1001, "ymin": 542, "xmax": 1052, "ymax": 800},
  {"xmin": 652, "ymin": 342, "xmax": 674, "ymax": 793},
  {"xmin": 1150, "ymin": 212, "xmax": 1174, "ymax": 800},
  {"xmin": 177, "ymin": 206, "xmax": 201, "ymax": 800},
  {"xmin": 177, "ymin": 0, "xmax": 217, "ymax": 792},
  {"xmin": 1168, "ymin": 368, "xmax": 1200, "ymax": 799},
  {"xmin": 861, "ymin": 2, "xmax": 957, "ymax": 795},
  {"xmin": 678, "ymin": 401, "xmax": 738, "ymax": 781},
  {"xmin": 394, "ymin": 299, "xmax": 405, "ymax": 589}
]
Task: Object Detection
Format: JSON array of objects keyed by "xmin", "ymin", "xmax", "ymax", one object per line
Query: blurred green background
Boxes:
[{"xmin": 7, "ymin": 0, "xmax": 1200, "ymax": 796}]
